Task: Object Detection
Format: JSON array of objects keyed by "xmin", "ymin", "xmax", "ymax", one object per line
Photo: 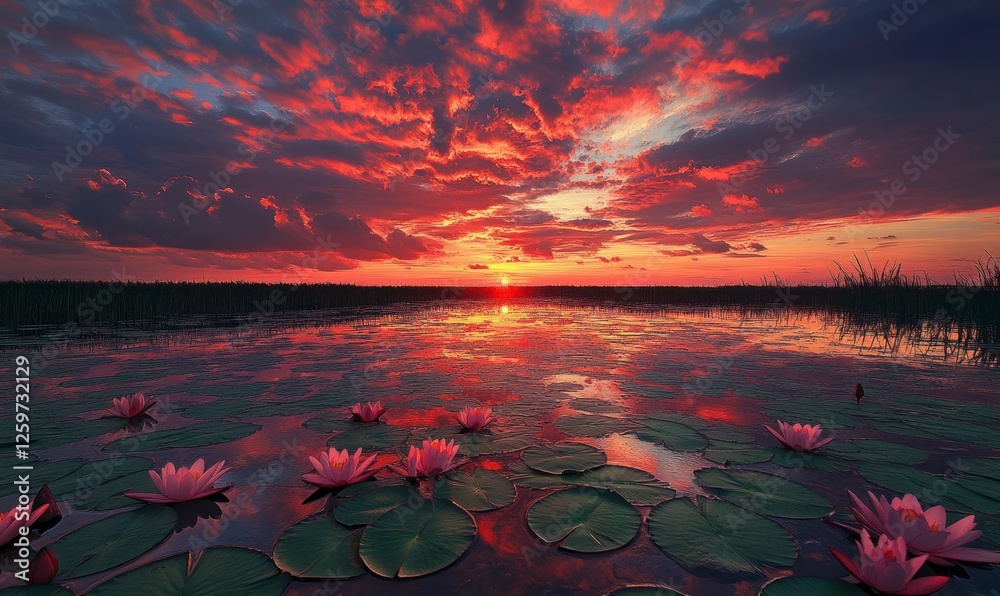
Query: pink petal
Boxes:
[{"xmin": 895, "ymin": 576, "xmax": 951, "ymax": 596}]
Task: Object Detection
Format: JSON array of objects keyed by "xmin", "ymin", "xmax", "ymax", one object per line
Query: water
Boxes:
[{"xmin": 2, "ymin": 300, "xmax": 998, "ymax": 594}]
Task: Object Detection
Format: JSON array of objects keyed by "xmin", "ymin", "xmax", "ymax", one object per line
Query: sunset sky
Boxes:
[{"xmin": 0, "ymin": 0, "xmax": 997, "ymax": 285}]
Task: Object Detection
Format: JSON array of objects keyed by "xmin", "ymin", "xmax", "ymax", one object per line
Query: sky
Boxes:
[{"xmin": 0, "ymin": 0, "xmax": 997, "ymax": 285}]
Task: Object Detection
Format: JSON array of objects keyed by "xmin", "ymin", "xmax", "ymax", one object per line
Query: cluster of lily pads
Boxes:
[{"xmin": 2, "ymin": 384, "xmax": 999, "ymax": 595}]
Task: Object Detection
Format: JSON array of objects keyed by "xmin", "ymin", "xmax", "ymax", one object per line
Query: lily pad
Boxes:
[
  {"xmin": 859, "ymin": 462, "xmax": 1000, "ymax": 515},
  {"xmin": 436, "ymin": 469, "xmax": 516, "ymax": 511},
  {"xmin": 303, "ymin": 414, "xmax": 357, "ymax": 434},
  {"xmin": 703, "ymin": 442, "xmax": 773, "ymax": 465},
  {"xmin": 0, "ymin": 458, "xmax": 86, "ymax": 498},
  {"xmin": 759, "ymin": 576, "xmax": 867, "ymax": 595},
  {"xmin": 335, "ymin": 485, "xmax": 422, "ymax": 526},
  {"xmin": 555, "ymin": 415, "xmax": 636, "ymax": 438},
  {"xmin": 526, "ymin": 487, "xmax": 640, "ymax": 552},
  {"xmin": 327, "ymin": 425, "xmax": 410, "ymax": 451},
  {"xmin": 49, "ymin": 457, "xmax": 156, "ymax": 511},
  {"xmin": 273, "ymin": 514, "xmax": 365, "ymax": 579},
  {"xmin": 450, "ymin": 429, "xmax": 536, "ymax": 456},
  {"xmin": 91, "ymin": 547, "xmax": 290, "ymax": 594},
  {"xmin": 0, "ymin": 587, "xmax": 75, "ymax": 595},
  {"xmin": 337, "ymin": 478, "xmax": 407, "ymax": 498},
  {"xmin": 50, "ymin": 506, "xmax": 178, "ymax": 579},
  {"xmin": 695, "ymin": 469, "xmax": 832, "ymax": 519},
  {"xmin": 630, "ymin": 419, "xmax": 709, "ymax": 451},
  {"xmin": 522, "ymin": 442, "xmax": 606, "ymax": 474},
  {"xmin": 104, "ymin": 421, "xmax": 260, "ymax": 452},
  {"xmin": 824, "ymin": 440, "xmax": 926, "ymax": 465},
  {"xmin": 649, "ymin": 497, "xmax": 797, "ymax": 575},
  {"xmin": 359, "ymin": 498, "xmax": 476, "ymax": 578},
  {"xmin": 567, "ymin": 465, "xmax": 676, "ymax": 506}
]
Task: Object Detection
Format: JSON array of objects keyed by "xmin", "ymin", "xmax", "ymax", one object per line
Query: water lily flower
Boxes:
[
  {"xmin": 301, "ymin": 448, "xmax": 378, "ymax": 489},
  {"xmin": 848, "ymin": 490, "xmax": 1000, "ymax": 565},
  {"xmin": 0, "ymin": 503, "xmax": 50, "ymax": 546},
  {"xmin": 109, "ymin": 392, "xmax": 157, "ymax": 418},
  {"xmin": 457, "ymin": 406, "xmax": 495, "ymax": 431},
  {"xmin": 398, "ymin": 438, "xmax": 460, "ymax": 478},
  {"xmin": 28, "ymin": 547, "xmax": 58, "ymax": 585},
  {"xmin": 125, "ymin": 459, "xmax": 231, "ymax": 503},
  {"xmin": 765, "ymin": 420, "xmax": 834, "ymax": 452},
  {"xmin": 350, "ymin": 401, "xmax": 386, "ymax": 422},
  {"xmin": 830, "ymin": 529, "xmax": 950, "ymax": 595}
]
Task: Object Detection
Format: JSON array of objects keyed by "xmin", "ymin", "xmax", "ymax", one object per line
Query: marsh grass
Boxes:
[{"xmin": 1, "ymin": 255, "xmax": 997, "ymax": 330}]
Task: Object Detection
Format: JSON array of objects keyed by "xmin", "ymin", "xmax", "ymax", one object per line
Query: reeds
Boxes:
[{"xmin": 0, "ymin": 255, "xmax": 997, "ymax": 330}]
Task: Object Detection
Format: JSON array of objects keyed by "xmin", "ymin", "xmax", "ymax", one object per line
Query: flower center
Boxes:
[
  {"xmin": 899, "ymin": 508, "xmax": 922, "ymax": 523},
  {"xmin": 883, "ymin": 549, "xmax": 896, "ymax": 563}
]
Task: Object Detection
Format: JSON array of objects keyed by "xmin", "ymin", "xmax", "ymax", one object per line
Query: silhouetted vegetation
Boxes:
[{"xmin": 1, "ymin": 256, "xmax": 997, "ymax": 333}]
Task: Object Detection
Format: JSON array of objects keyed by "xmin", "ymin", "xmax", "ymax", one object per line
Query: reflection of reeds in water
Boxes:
[{"xmin": 0, "ymin": 255, "xmax": 997, "ymax": 363}]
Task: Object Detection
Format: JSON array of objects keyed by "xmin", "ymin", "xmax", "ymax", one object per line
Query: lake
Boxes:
[{"xmin": 2, "ymin": 300, "xmax": 998, "ymax": 595}]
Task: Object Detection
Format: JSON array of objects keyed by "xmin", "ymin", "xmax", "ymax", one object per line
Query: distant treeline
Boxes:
[{"xmin": 0, "ymin": 276, "xmax": 998, "ymax": 329}]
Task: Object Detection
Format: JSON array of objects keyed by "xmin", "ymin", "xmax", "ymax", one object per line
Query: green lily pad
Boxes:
[
  {"xmin": 49, "ymin": 457, "xmax": 156, "ymax": 511},
  {"xmin": 50, "ymin": 506, "xmax": 178, "ymax": 579},
  {"xmin": 526, "ymin": 487, "xmax": 640, "ymax": 552},
  {"xmin": 824, "ymin": 440, "xmax": 926, "ymax": 465},
  {"xmin": 0, "ymin": 458, "xmax": 86, "ymax": 498},
  {"xmin": 649, "ymin": 497, "xmax": 797, "ymax": 575},
  {"xmin": 104, "ymin": 421, "xmax": 260, "ymax": 452},
  {"xmin": 436, "ymin": 469, "xmax": 516, "ymax": 511},
  {"xmin": 91, "ymin": 547, "xmax": 290, "ymax": 594},
  {"xmin": 450, "ymin": 429, "xmax": 536, "ymax": 456},
  {"xmin": 273, "ymin": 514, "xmax": 365, "ymax": 579},
  {"xmin": 957, "ymin": 457, "xmax": 1000, "ymax": 481},
  {"xmin": 695, "ymin": 469, "xmax": 832, "ymax": 519},
  {"xmin": 303, "ymin": 414, "xmax": 357, "ymax": 434},
  {"xmin": 508, "ymin": 462, "xmax": 574, "ymax": 489},
  {"xmin": 522, "ymin": 442, "xmax": 606, "ymax": 474},
  {"xmin": 508, "ymin": 462, "xmax": 674, "ymax": 505},
  {"xmin": 359, "ymin": 499, "xmax": 476, "ymax": 578},
  {"xmin": 555, "ymin": 415, "xmax": 636, "ymax": 438},
  {"xmin": 335, "ymin": 485, "xmax": 422, "ymax": 526},
  {"xmin": 859, "ymin": 463, "xmax": 1000, "ymax": 515},
  {"xmin": 630, "ymin": 419, "xmax": 709, "ymax": 451},
  {"xmin": 337, "ymin": 478, "xmax": 407, "ymax": 498},
  {"xmin": 759, "ymin": 576, "xmax": 867, "ymax": 595},
  {"xmin": 703, "ymin": 442, "xmax": 774, "ymax": 465},
  {"xmin": 565, "ymin": 465, "xmax": 675, "ymax": 506},
  {"xmin": 0, "ymin": 587, "xmax": 75, "ymax": 595},
  {"xmin": 327, "ymin": 425, "xmax": 410, "ymax": 451}
]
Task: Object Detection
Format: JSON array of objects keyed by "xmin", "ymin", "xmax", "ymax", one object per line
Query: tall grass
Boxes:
[{"xmin": 0, "ymin": 254, "xmax": 997, "ymax": 329}]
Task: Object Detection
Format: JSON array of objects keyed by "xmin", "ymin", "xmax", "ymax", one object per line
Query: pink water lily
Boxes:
[
  {"xmin": 125, "ymin": 459, "xmax": 231, "ymax": 503},
  {"xmin": 848, "ymin": 490, "xmax": 1000, "ymax": 565},
  {"xmin": 765, "ymin": 420, "xmax": 834, "ymax": 452},
  {"xmin": 302, "ymin": 448, "xmax": 378, "ymax": 489},
  {"xmin": 0, "ymin": 503, "xmax": 50, "ymax": 546},
  {"xmin": 28, "ymin": 547, "xmax": 58, "ymax": 585},
  {"xmin": 830, "ymin": 530, "xmax": 950, "ymax": 595},
  {"xmin": 350, "ymin": 401, "xmax": 386, "ymax": 422},
  {"xmin": 397, "ymin": 438, "xmax": 460, "ymax": 478},
  {"xmin": 109, "ymin": 392, "xmax": 157, "ymax": 418},
  {"xmin": 457, "ymin": 406, "xmax": 495, "ymax": 431}
]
